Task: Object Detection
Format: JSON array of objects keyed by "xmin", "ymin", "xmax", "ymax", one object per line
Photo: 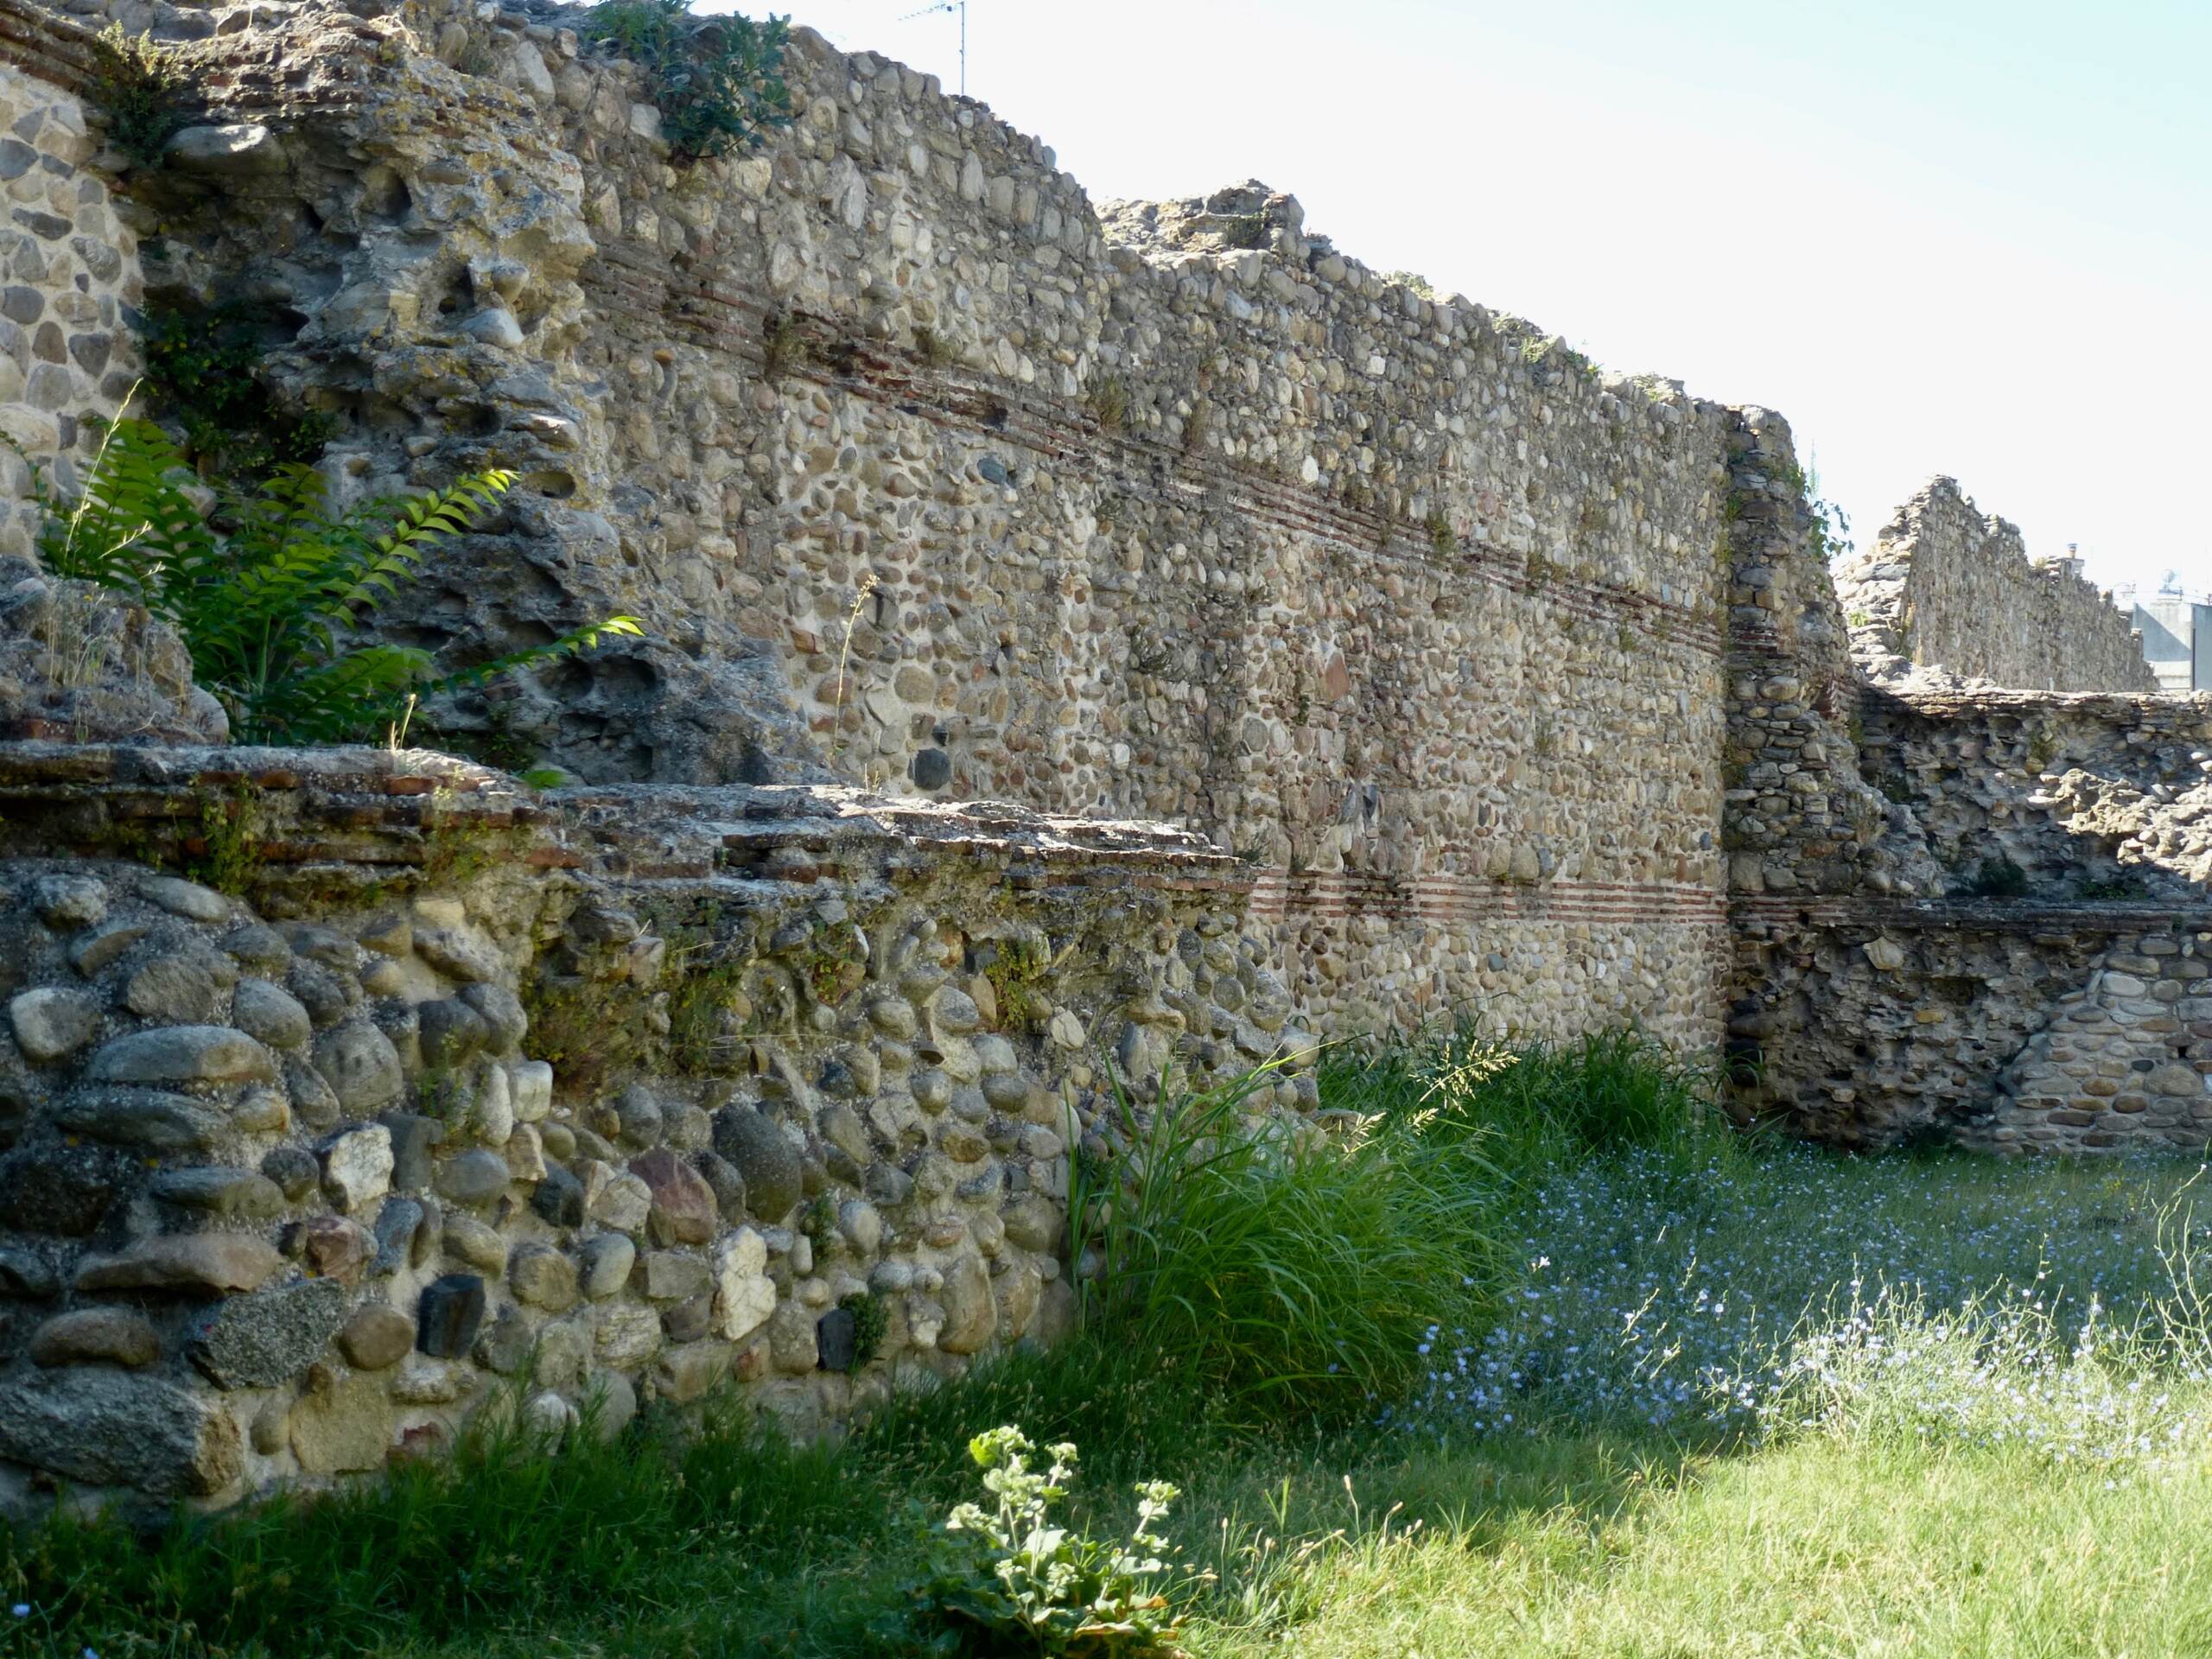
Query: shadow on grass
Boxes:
[{"xmin": 0, "ymin": 1335, "xmax": 1717, "ymax": 1659}]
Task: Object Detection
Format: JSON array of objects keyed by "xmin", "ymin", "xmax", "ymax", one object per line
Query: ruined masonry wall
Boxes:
[
  {"xmin": 60, "ymin": 0, "xmax": 1737, "ymax": 1052},
  {"xmin": 1834, "ymin": 479, "xmax": 2157, "ymax": 694},
  {"xmin": 1732, "ymin": 684, "xmax": 2212, "ymax": 1147},
  {"xmin": 0, "ymin": 55, "xmax": 142, "ymax": 563},
  {"xmin": 0, "ymin": 741, "xmax": 1297, "ymax": 1512}
]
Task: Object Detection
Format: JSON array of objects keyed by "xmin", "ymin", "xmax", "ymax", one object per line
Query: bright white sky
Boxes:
[{"xmin": 737, "ymin": 0, "xmax": 2211, "ymax": 601}]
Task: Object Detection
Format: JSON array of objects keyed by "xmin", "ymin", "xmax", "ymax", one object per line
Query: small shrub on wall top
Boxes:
[
  {"xmin": 585, "ymin": 0, "xmax": 795, "ymax": 163},
  {"xmin": 86, "ymin": 24, "xmax": 188, "ymax": 168},
  {"xmin": 25, "ymin": 419, "xmax": 641, "ymax": 745}
]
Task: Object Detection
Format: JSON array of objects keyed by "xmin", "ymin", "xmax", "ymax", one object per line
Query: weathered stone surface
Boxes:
[
  {"xmin": 511, "ymin": 1241, "xmax": 580, "ymax": 1312},
  {"xmin": 1001, "ymin": 1193, "xmax": 1062, "ymax": 1254},
  {"xmin": 151, "ymin": 1165, "xmax": 286, "ymax": 1218},
  {"xmin": 442, "ymin": 1213, "xmax": 509, "ymax": 1274},
  {"xmin": 435, "ymin": 1147, "xmax": 512, "ymax": 1205},
  {"xmin": 474, "ymin": 1303, "xmax": 532, "ymax": 1374},
  {"xmin": 187, "ymin": 1277, "xmax": 347, "ymax": 1388},
  {"xmin": 630, "ymin": 1147, "xmax": 715, "ymax": 1246},
  {"xmin": 290, "ymin": 1369, "xmax": 391, "ymax": 1474},
  {"xmin": 415, "ymin": 927, "xmax": 502, "ymax": 983},
  {"xmin": 296, "ymin": 1214, "xmax": 372, "ymax": 1281},
  {"xmin": 232, "ymin": 979, "xmax": 312, "ymax": 1050},
  {"xmin": 816, "ymin": 1305, "xmax": 857, "ymax": 1373},
  {"xmin": 510, "ymin": 1060, "xmax": 554, "ymax": 1122},
  {"xmin": 640, "ymin": 1249, "xmax": 709, "ymax": 1302},
  {"xmin": 378, "ymin": 1109, "xmax": 445, "ymax": 1192},
  {"xmin": 8, "ymin": 986, "xmax": 99, "ymax": 1062},
  {"xmin": 54, "ymin": 1088, "xmax": 226, "ymax": 1152},
  {"xmin": 713, "ymin": 1107, "xmax": 803, "ymax": 1222},
  {"xmin": 86, "ymin": 1027, "xmax": 276, "ymax": 1088},
  {"xmin": 712, "ymin": 1226, "xmax": 777, "ymax": 1343},
  {"xmin": 0, "ymin": 1369, "xmax": 241, "ymax": 1495},
  {"xmin": 70, "ymin": 920, "xmax": 149, "ymax": 976},
  {"xmin": 29, "ymin": 1306, "xmax": 161, "ymax": 1368},
  {"xmin": 320, "ymin": 1124, "xmax": 394, "ymax": 1212},
  {"xmin": 124, "ymin": 956, "xmax": 221, "ymax": 1023},
  {"xmin": 140, "ymin": 875, "xmax": 231, "ymax": 923},
  {"xmin": 371, "ymin": 1197, "xmax": 429, "ymax": 1274},
  {"xmin": 589, "ymin": 1171, "xmax": 652, "ymax": 1233},
  {"xmin": 416, "ymin": 997, "xmax": 489, "ymax": 1070},
  {"xmin": 766, "ymin": 1300, "xmax": 818, "ymax": 1375},
  {"xmin": 261, "ymin": 1144, "xmax": 321, "ymax": 1199},
  {"xmin": 581, "ymin": 1232, "xmax": 636, "ymax": 1299},
  {"xmin": 339, "ymin": 1303, "xmax": 415, "ymax": 1370},
  {"xmin": 938, "ymin": 1252, "xmax": 995, "ymax": 1355},
  {"xmin": 532, "ymin": 1166, "xmax": 586, "ymax": 1227},
  {"xmin": 31, "ymin": 874, "xmax": 106, "ymax": 928},
  {"xmin": 314, "ymin": 1023, "xmax": 404, "ymax": 1112},
  {"xmin": 77, "ymin": 1233, "xmax": 281, "ymax": 1295},
  {"xmin": 460, "ymin": 983, "xmax": 529, "ymax": 1052},
  {"xmin": 594, "ymin": 1302, "xmax": 662, "ymax": 1369},
  {"xmin": 416, "ymin": 1273, "xmax": 486, "ymax": 1357},
  {"xmin": 656, "ymin": 1340, "xmax": 731, "ymax": 1402}
]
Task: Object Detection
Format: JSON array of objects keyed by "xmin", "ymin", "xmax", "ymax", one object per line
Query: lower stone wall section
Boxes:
[
  {"xmin": 0, "ymin": 743, "xmax": 1301, "ymax": 1515},
  {"xmin": 1257, "ymin": 868, "xmax": 1725, "ymax": 1040},
  {"xmin": 1731, "ymin": 894, "xmax": 2212, "ymax": 1150},
  {"xmin": 1978, "ymin": 928, "xmax": 2212, "ymax": 1153}
]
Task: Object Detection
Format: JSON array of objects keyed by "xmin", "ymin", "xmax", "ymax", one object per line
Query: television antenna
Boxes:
[{"xmin": 899, "ymin": 0, "xmax": 966, "ymax": 96}]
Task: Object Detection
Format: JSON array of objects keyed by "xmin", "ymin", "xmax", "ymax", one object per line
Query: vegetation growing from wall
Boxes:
[
  {"xmin": 137, "ymin": 297, "xmax": 335, "ymax": 478},
  {"xmin": 24, "ymin": 420, "xmax": 641, "ymax": 743},
  {"xmin": 583, "ymin": 0, "xmax": 794, "ymax": 162},
  {"xmin": 1957, "ymin": 852, "xmax": 2032, "ymax": 899},
  {"xmin": 84, "ymin": 24, "xmax": 188, "ymax": 168},
  {"xmin": 1070, "ymin": 1056, "xmax": 1504, "ymax": 1411}
]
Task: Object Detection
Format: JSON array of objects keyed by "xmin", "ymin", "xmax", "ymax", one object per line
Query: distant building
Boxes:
[{"xmin": 2112, "ymin": 567, "xmax": 2212, "ymax": 694}]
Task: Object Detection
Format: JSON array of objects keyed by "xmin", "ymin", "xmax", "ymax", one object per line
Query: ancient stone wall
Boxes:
[
  {"xmin": 0, "ymin": 0, "xmax": 1743, "ymax": 1052},
  {"xmin": 1730, "ymin": 682, "xmax": 2212, "ymax": 1146},
  {"xmin": 0, "ymin": 0, "xmax": 2209, "ymax": 1522},
  {"xmin": 1834, "ymin": 478, "xmax": 2157, "ymax": 693},
  {"xmin": 0, "ymin": 44, "xmax": 142, "ymax": 563},
  {"xmin": 0, "ymin": 740, "xmax": 1296, "ymax": 1514}
]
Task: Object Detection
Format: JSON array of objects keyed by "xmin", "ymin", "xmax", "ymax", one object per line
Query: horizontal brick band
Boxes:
[
  {"xmin": 1252, "ymin": 868, "xmax": 1726, "ymax": 927},
  {"xmin": 1732, "ymin": 893, "xmax": 2212, "ymax": 933},
  {"xmin": 581, "ymin": 259, "xmax": 1727, "ymax": 661}
]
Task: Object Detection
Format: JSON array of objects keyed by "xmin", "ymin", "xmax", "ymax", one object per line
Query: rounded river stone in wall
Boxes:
[
  {"xmin": 711, "ymin": 1105, "xmax": 802, "ymax": 1222},
  {"xmin": 910, "ymin": 747, "xmax": 952, "ymax": 791}
]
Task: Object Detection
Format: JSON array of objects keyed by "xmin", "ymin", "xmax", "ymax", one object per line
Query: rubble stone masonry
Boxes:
[
  {"xmin": 0, "ymin": 0, "xmax": 2207, "ymax": 1510},
  {"xmin": 1834, "ymin": 478, "xmax": 2158, "ymax": 694}
]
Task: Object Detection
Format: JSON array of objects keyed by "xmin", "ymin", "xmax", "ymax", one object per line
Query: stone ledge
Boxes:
[{"xmin": 0, "ymin": 742, "xmax": 1249, "ymax": 899}]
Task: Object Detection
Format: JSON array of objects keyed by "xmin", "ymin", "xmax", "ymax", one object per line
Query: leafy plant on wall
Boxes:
[
  {"xmin": 584, "ymin": 1, "xmax": 795, "ymax": 163},
  {"xmin": 24, "ymin": 419, "xmax": 641, "ymax": 745},
  {"xmin": 137, "ymin": 298, "xmax": 336, "ymax": 480},
  {"xmin": 85, "ymin": 24, "xmax": 189, "ymax": 168}
]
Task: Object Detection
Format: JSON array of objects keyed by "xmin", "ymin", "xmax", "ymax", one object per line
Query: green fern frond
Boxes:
[{"xmin": 26, "ymin": 429, "xmax": 628, "ymax": 749}]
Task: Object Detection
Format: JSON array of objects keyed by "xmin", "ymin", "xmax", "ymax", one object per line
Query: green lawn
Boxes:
[{"xmin": 13, "ymin": 1039, "xmax": 2212, "ymax": 1658}]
